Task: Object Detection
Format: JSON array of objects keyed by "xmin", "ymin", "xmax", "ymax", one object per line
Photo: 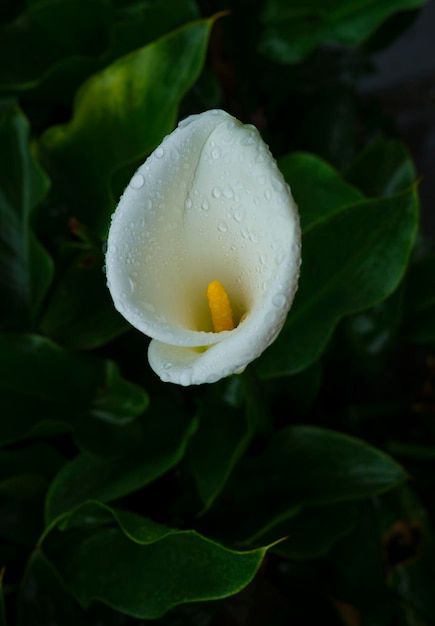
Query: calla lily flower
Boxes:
[{"xmin": 106, "ymin": 110, "xmax": 300, "ymax": 386}]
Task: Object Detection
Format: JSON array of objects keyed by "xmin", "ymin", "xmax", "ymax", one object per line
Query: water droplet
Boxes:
[
  {"xmin": 155, "ymin": 147, "xmax": 164, "ymax": 158},
  {"xmin": 128, "ymin": 277, "xmax": 135, "ymax": 292},
  {"xmin": 272, "ymin": 177, "xmax": 284, "ymax": 191},
  {"xmin": 233, "ymin": 209, "xmax": 244, "ymax": 222},
  {"xmin": 222, "ymin": 186, "xmax": 233, "ymax": 199},
  {"xmin": 163, "ymin": 362, "xmax": 173, "ymax": 370},
  {"xmin": 202, "ymin": 198, "xmax": 209, "ymax": 211},
  {"xmin": 218, "ymin": 221, "xmax": 228, "ymax": 233},
  {"xmin": 144, "ymin": 199, "xmax": 153, "ymax": 210},
  {"xmin": 249, "ymin": 231, "xmax": 259, "ymax": 243},
  {"xmin": 179, "ymin": 368, "xmax": 193, "ymax": 386},
  {"xmin": 264, "ymin": 188, "xmax": 272, "ymax": 200},
  {"xmin": 241, "ymin": 228, "xmax": 249, "ymax": 239},
  {"xmin": 212, "ymin": 187, "xmax": 221, "ymax": 199},
  {"xmin": 185, "ymin": 198, "xmax": 192, "ymax": 209},
  {"xmin": 130, "ymin": 174, "xmax": 144, "ymax": 189},
  {"xmin": 258, "ymin": 174, "xmax": 267, "ymax": 185},
  {"xmin": 211, "ymin": 146, "xmax": 221, "ymax": 159},
  {"xmin": 272, "ymin": 293, "xmax": 287, "ymax": 308},
  {"xmin": 275, "ymin": 252, "xmax": 285, "ymax": 266}
]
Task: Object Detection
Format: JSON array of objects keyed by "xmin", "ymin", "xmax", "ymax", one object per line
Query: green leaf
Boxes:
[
  {"xmin": 259, "ymin": 0, "xmax": 427, "ymax": 64},
  {"xmin": 0, "ymin": 333, "xmax": 148, "ymax": 448},
  {"xmin": 0, "ymin": 0, "xmax": 200, "ymax": 111},
  {"xmin": 40, "ymin": 243, "xmax": 128, "ymax": 349},
  {"xmin": 0, "ymin": 106, "xmax": 52, "ymax": 330},
  {"xmin": 257, "ymin": 188, "xmax": 418, "ymax": 378},
  {"xmin": 18, "ymin": 550, "xmax": 78, "ymax": 626},
  {"xmin": 344, "ymin": 284, "xmax": 405, "ymax": 375},
  {"xmin": 269, "ymin": 502, "xmax": 358, "ymax": 559},
  {"xmin": 402, "ymin": 254, "xmax": 435, "ymax": 343},
  {"xmin": 278, "ymin": 151, "xmax": 363, "ymax": 232},
  {"xmin": 189, "ymin": 381, "xmax": 254, "ymax": 513},
  {"xmin": 45, "ymin": 501, "xmax": 269, "ymax": 620},
  {"xmin": 39, "ymin": 16, "xmax": 220, "ymax": 237},
  {"xmin": 345, "ymin": 137, "xmax": 417, "ymax": 197},
  {"xmin": 0, "ymin": 444, "xmax": 65, "ymax": 549},
  {"xmin": 45, "ymin": 397, "xmax": 197, "ymax": 523},
  {"xmin": 0, "ymin": 0, "xmax": 112, "ymax": 91},
  {"xmin": 211, "ymin": 426, "xmax": 407, "ymax": 542}
]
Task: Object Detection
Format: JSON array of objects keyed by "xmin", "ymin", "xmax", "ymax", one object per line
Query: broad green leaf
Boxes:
[
  {"xmin": 0, "ymin": 333, "xmax": 148, "ymax": 448},
  {"xmin": 110, "ymin": 0, "xmax": 200, "ymax": 60},
  {"xmin": 257, "ymin": 188, "xmax": 418, "ymax": 378},
  {"xmin": 46, "ymin": 501, "xmax": 269, "ymax": 620},
  {"xmin": 18, "ymin": 550, "xmax": 78, "ymax": 626},
  {"xmin": 39, "ymin": 17, "xmax": 219, "ymax": 237},
  {"xmin": 0, "ymin": 444, "xmax": 64, "ymax": 549},
  {"xmin": 345, "ymin": 137, "xmax": 416, "ymax": 197},
  {"xmin": 0, "ymin": 106, "xmax": 52, "ymax": 330},
  {"xmin": 268, "ymin": 502, "xmax": 358, "ymax": 559},
  {"xmin": 40, "ymin": 242, "xmax": 128, "ymax": 349},
  {"xmin": 402, "ymin": 254, "xmax": 435, "ymax": 343},
  {"xmin": 189, "ymin": 380, "xmax": 254, "ymax": 514},
  {"xmin": 278, "ymin": 151, "xmax": 363, "ymax": 232},
  {"xmin": 259, "ymin": 0, "xmax": 427, "ymax": 64},
  {"xmin": 45, "ymin": 397, "xmax": 197, "ymax": 522},
  {"xmin": 0, "ymin": 0, "xmax": 112, "ymax": 91},
  {"xmin": 0, "ymin": 0, "xmax": 199, "ymax": 96},
  {"xmin": 0, "ymin": 442, "xmax": 64, "ymax": 479},
  {"xmin": 210, "ymin": 426, "xmax": 407, "ymax": 541},
  {"xmin": 344, "ymin": 285, "xmax": 405, "ymax": 375}
]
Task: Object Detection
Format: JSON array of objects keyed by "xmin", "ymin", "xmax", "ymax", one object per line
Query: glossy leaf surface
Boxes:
[
  {"xmin": 257, "ymin": 188, "xmax": 418, "ymax": 378},
  {"xmin": 46, "ymin": 501, "xmax": 269, "ymax": 619},
  {"xmin": 39, "ymin": 17, "xmax": 219, "ymax": 236}
]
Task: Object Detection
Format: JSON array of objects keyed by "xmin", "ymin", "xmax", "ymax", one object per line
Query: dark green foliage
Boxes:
[{"xmin": 1, "ymin": 1, "xmax": 434, "ymax": 625}]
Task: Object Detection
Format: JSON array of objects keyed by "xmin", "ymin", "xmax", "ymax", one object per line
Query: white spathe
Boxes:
[{"xmin": 106, "ymin": 109, "xmax": 301, "ymax": 386}]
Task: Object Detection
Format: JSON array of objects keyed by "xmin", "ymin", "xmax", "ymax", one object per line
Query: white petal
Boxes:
[{"xmin": 106, "ymin": 109, "xmax": 301, "ymax": 385}]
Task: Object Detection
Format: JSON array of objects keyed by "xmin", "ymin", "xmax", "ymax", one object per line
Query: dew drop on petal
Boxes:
[
  {"xmin": 222, "ymin": 186, "xmax": 233, "ymax": 199},
  {"xmin": 233, "ymin": 209, "xmax": 244, "ymax": 222},
  {"xmin": 272, "ymin": 293, "xmax": 287, "ymax": 308},
  {"xmin": 275, "ymin": 252, "xmax": 285, "ymax": 266},
  {"xmin": 212, "ymin": 187, "xmax": 222, "ymax": 199},
  {"xmin": 179, "ymin": 368, "xmax": 193, "ymax": 386},
  {"xmin": 211, "ymin": 146, "xmax": 222, "ymax": 159},
  {"xmin": 218, "ymin": 221, "xmax": 228, "ymax": 233},
  {"xmin": 130, "ymin": 174, "xmax": 144, "ymax": 189},
  {"xmin": 185, "ymin": 198, "xmax": 192, "ymax": 209},
  {"xmin": 155, "ymin": 147, "xmax": 164, "ymax": 158},
  {"xmin": 264, "ymin": 188, "xmax": 272, "ymax": 200},
  {"xmin": 202, "ymin": 198, "xmax": 209, "ymax": 211}
]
